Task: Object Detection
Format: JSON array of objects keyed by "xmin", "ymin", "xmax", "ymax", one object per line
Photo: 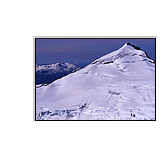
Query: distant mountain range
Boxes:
[{"xmin": 36, "ymin": 63, "xmax": 81, "ymax": 85}]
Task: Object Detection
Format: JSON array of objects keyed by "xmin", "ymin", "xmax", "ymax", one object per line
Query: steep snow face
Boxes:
[
  {"xmin": 36, "ymin": 63, "xmax": 78, "ymax": 85},
  {"xmin": 36, "ymin": 43, "xmax": 155, "ymax": 120}
]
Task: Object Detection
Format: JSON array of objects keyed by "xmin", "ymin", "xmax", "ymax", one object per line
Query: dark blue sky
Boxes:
[{"xmin": 36, "ymin": 39, "xmax": 155, "ymax": 65}]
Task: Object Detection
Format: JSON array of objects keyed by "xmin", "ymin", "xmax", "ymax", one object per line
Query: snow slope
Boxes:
[{"xmin": 36, "ymin": 43, "xmax": 155, "ymax": 120}]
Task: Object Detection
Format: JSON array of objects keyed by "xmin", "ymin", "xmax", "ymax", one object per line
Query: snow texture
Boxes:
[{"xmin": 36, "ymin": 43, "xmax": 155, "ymax": 120}]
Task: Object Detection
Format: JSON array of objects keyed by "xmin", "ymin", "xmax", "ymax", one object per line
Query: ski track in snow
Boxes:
[{"xmin": 36, "ymin": 43, "xmax": 155, "ymax": 120}]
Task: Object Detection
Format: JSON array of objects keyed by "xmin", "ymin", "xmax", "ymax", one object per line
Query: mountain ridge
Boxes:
[{"xmin": 36, "ymin": 62, "xmax": 78, "ymax": 85}]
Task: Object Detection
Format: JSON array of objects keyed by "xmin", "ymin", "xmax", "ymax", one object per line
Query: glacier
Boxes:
[{"xmin": 36, "ymin": 43, "xmax": 155, "ymax": 120}]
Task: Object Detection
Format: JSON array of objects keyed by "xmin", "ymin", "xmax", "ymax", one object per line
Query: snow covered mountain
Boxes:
[
  {"xmin": 36, "ymin": 63, "xmax": 78, "ymax": 85},
  {"xmin": 36, "ymin": 43, "xmax": 155, "ymax": 120}
]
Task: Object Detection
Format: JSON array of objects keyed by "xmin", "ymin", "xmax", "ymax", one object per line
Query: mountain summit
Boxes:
[
  {"xmin": 36, "ymin": 43, "xmax": 155, "ymax": 120},
  {"xmin": 90, "ymin": 43, "xmax": 154, "ymax": 65},
  {"xmin": 125, "ymin": 42, "xmax": 141, "ymax": 50}
]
